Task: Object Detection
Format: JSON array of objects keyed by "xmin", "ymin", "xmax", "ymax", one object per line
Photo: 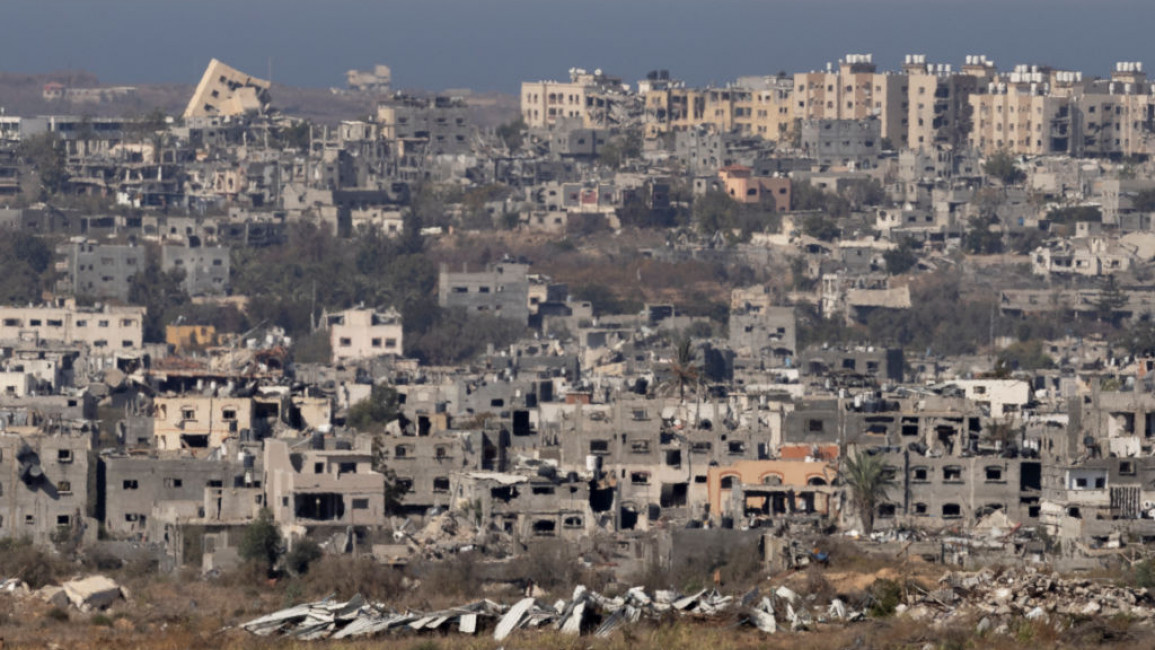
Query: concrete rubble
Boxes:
[
  {"xmin": 238, "ymin": 583, "xmax": 860, "ymax": 641},
  {"xmin": 61, "ymin": 575, "xmax": 126, "ymax": 612},
  {"xmin": 899, "ymin": 566, "xmax": 1155, "ymax": 628}
]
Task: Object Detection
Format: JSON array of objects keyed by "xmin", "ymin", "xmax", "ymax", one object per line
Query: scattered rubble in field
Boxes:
[{"xmin": 238, "ymin": 581, "xmax": 865, "ymax": 641}]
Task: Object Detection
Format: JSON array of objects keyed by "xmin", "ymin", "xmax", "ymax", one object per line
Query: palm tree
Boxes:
[
  {"xmin": 671, "ymin": 339, "xmax": 699, "ymax": 403},
  {"xmin": 840, "ymin": 451, "xmax": 893, "ymax": 536}
]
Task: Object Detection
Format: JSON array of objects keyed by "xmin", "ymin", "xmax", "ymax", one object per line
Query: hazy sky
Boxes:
[{"xmin": 5, "ymin": 0, "xmax": 1155, "ymax": 92}]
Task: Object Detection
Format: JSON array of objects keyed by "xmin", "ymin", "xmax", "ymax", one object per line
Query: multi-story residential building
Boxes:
[
  {"xmin": 377, "ymin": 95, "xmax": 472, "ymax": 156},
  {"xmin": 521, "ymin": 68, "xmax": 626, "ymax": 129},
  {"xmin": 153, "ymin": 395, "xmax": 254, "ymax": 453},
  {"xmin": 325, "ymin": 306, "xmax": 403, "ymax": 364},
  {"xmin": 800, "ymin": 118, "xmax": 882, "ymax": 169},
  {"xmin": 58, "ymin": 240, "xmax": 144, "ymax": 303},
  {"xmin": 161, "ymin": 244, "xmax": 230, "ymax": 296},
  {"xmin": 794, "ymin": 54, "xmax": 907, "ymax": 147},
  {"xmin": 263, "ymin": 436, "xmax": 388, "ymax": 529},
  {"xmin": 438, "ymin": 262, "xmax": 531, "ymax": 325},
  {"xmin": 0, "ymin": 300, "xmax": 144, "ymax": 352},
  {"xmin": 0, "ymin": 430, "xmax": 92, "ymax": 544},
  {"xmin": 903, "ymin": 54, "xmax": 994, "ymax": 150},
  {"xmin": 968, "ymin": 65, "xmax": 1073, "ymax": 156}
]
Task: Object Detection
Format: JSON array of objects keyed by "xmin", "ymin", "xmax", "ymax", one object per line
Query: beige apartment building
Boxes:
[
  {"xmin": 521, "ymin": 68, "xmax": 624, "ymax": 128},
  {"xmin": 183, "ymin": 59, "xmax": 270, "ymax": 120},
  {"xmin": 968, "ymin": 65, "xmax": 1070, "ymax": 156},
  {"xmin": 644, "ymin": 78, "xmax": 794, "ymax": 142},
  {"xmin": 794, "ymin": 54, "xmax": 907, "ymax": 147},
  {"xmin": 154, "ymin": 395, "xmax": 254, "ymax": 453},
  {"xmin": 0, "ymin": 301, "xmax": 144, "ymax": 351},
  {"xmin": 904, "ymin": 55, "xmax": 994, "ymax": 150},
  {"xmin": 1067, "ymin": 63, "xmax": 1155, "ymax": 158},
  {"xmin": 326, "ymin": 307, "xmax": 403, "ymax": 364}
]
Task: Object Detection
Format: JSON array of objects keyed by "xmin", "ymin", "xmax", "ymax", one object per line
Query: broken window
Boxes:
[
  {"xmin": 943, "ymin": 466, "xmax": 963, "ymax": 483},
  {"xmin": 589, "ymin": 440, "xmax": 610, "ymax": 455},
  {"xmin": 808, "ymin": 419, "xmax": 824, "ymax": 433},
  {"xmin": 338, "ymin": 462, "xmax": 357, "ymax": 474},
  {"xmin": 912, "ymin": 467, "xmax": 929, "ymax": 482},
  {"xmin": 57, "ymin": 449, "xmax": 72, "ymax": 464},
  {"xmin": 352, "ymin": 499, "xmax": 369, "ymax": 510},
  {"xmin": 222, "ymin": 408, "xmax": 237, "ymax": 421},
  {"xmin": 532, "ymin": 485, "xmax": 556, "ymax": 495},
  {"xmin": 984, "ymin": 466, "xmax": 1004, "ymax": 483},
  {"xmin": 728, "ymin": 441, "xmax": 747, "ymax": 455},
  {"xmin": 181, "ymin": 408, "xmax": 197, "ymax": 421},
  {"xmin": 877, "ymin": 503, "xmax": 896, "ymax": 519},
  {"xmin": 533, "ymin": 520, "xmax": 557, "ymax": 536},
  {"xmin": 394, "ymin": 445, "xmax": 412, "ymax": 458},
  {"xmin": 432, "ymin": 477, "xmax": 450, "ymax": 492},
  {"xmin": 665, "ymin": 449, "xmax": 682, "ymax": 467},
  {"xmin": 691, "ymin": 441, "xmax": 712, "ymax": 454},
  {"xmin": 180, "ymin": 435, "xmax": 209, "ymax": 448},
  {"xmin": 630, "ymin": 440, "xmax": 651, "ymax": 454},
  {"xmin": 122, "ymin": 479, "xmax": 138, "ymax": 490},
  {"xmin": 314, "ymin": 462, "xmax": 324, "ymax": 474},
  {"xmin": 1121, "ymin": 461, "xmax": 1136, "ymax": 475},
  {"xmin": 720, "ymin": 475, "xmax": 736, "ymax": 490},
  {"xmin": 913, "ymin": 502, "xmax": 929, "ymax": 515},
  {"xmin": 563, "ymin": 516, "xmax": 583, "ymax": 529},
  {"xmin": 57, "ymin": 481, "xmax": 71, "ymax": 494},
  {"xmin": 630, "ymin": 472, "xmax": 651, "ymax": 485},
  {"xmin": 942, "ymin": 503, "xmax": 962, "ymax": 518},
  {"xmin": 163, "ymin": 478, "xmax": 183, "ymax": 489},
  {"xmin": 295, "ymin": 493, "xmax": 346, "ymax": 520}
]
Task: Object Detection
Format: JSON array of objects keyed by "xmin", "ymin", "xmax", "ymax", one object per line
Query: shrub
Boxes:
[
  {"xmin": 238, "ymin": 508, "xmax": 282, "ymax": 575},
  {"xmin": 303, "ymin": 556, "xmax": 405, "ymax": 602},
  {"xmin": 90, "ymin": 614, "xmax": 113, "ymax": 627},
  {"xmin": 868, "ymin": 578, "xmax": 904, "ymax": 617},
  {"xmin": 46, "ymin": 607, "xmax": 69, "ymax": 622},
  {"xmin": 285, "ymin": 538, "xmax": 324, "ymax": 576}
]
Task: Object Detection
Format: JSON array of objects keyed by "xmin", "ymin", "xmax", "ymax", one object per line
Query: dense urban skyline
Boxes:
[{"xmin": 5, "ymin": 0, "xmax": 1155, "ymax": 91}]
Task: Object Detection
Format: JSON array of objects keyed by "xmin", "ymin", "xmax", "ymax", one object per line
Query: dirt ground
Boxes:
[{"xmin": 0, "ymin": 557, "xmax": 1139, "ymax": 650}]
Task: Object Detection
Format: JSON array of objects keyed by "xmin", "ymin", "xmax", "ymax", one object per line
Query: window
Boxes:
[
  {"xmin": 720, "ymin": 475, "xmax": 736, "ymax": 489},
  {"xmin": 352, "ymin": 498, "xmax": 369, "ymax": 510},
  {"xmin": 57, "ymin": 449, "xmax": 72, "ymax": 464},
  {"xmin": 912, "ymin": 467, "xmax": 929, "ymax": 482},
  {"xmin": 943, "ymin": 466, "xmax": 963, "ymax": 483},
  {"xmin": 314, "ymin": 462, "xmax": 324, "ymax": 474},
  {"xmin": 181, "ymin": 408, "xmax": 196, "ymax": 421},
  {"xmin": 25, "ymin": 515, "xmax": 34, "ymax": 526},
  {"xmin": 385, "ymin": 338, "xmax": 397, "ymax": 349},
  {"xmin": 913, "ymin": 502, "xmax": 929, "ymax": 515},
  {"xmin": 123, "ymin": 480, "xmax": 139, "ymax": 490},
  {"xmin": 433, "ymin": 477, "xmax": 450, "ymax": 492},
  {"xmin": 942, "ymin": 503, "xmax": 962, "ymax": 518},
  {"xmin": 808, "ymin": 419, "xmax": 824, "ymax": 433},
  {"xmin": 338, "ymin": 462, "xmax": 356, "ymax": 474},
  {"xmin": 985, "ymin": 466, "xmax": 1004, "ymax": 483},
  {"xmin": 630, "ymin": 471, "xmax": 650, "ymax": 485},
  {"xmin": 222, "ymin": 408, "xmax": 237, "ymax": 421},
  {"xmin": 371, "ymin": 338, "xmax": 382, "ymax": 348},
  {"xmin": 878, "ymin": 504, "xmax": 896, "ymax": 519},
  {"xmin": 339, "ymin": 338, "xmax": 352, "ymax": 347},
  {"xmin": 57, "ymin": 481, "xmax": 71, "ymax": 494},
  {"xmin": 164, "ymin": 478, "xmax": 183, "ymax": 488},
  {"xmin": 589, "ymin": 440, "xmax": 610, "ymax": 455}
]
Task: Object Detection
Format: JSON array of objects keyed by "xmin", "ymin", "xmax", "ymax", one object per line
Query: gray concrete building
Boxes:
[
  {"xmin": 438, "ymin": 262, "xmax": 531, "ymax": 325},
  {"xmin": 161, "ymin": 244, "xmax": 230, "ymax": 296},
  {"xmin": 800, "ymin": 118, "xmax": 882, "ymax": 169},
  {"xmin": 59, "ymin": 240, "xmax": 144, "ymax": 302}
]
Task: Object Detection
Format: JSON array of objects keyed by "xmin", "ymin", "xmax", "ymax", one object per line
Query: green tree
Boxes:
[
  {"xmin": 347, "ymin": 384, "xmax": 401, "ymax": 432},
  {"xmin": 693, "ymin": 191, "xmax": 738, "ymax": 234},
  {"xmin": 670, "ymin": 338, "xmax": 699, "ymax": 403},
  {"xmin": 284, "ymin": 538, "xmax": 323, "ymax": 576},
  {"xmin": 17, "ymin": 132, "xmax": 68, "ymax": 197},
  {"xmin": 883, "ymin": 240, "xmax": 918, "ymax": 275},
  {"xmin": 962, "ymin": 216, "xmax": 1003, "ymax": 255},
  {"xmin": 127, "ymin": 246, "xmax": 190, "ymax": 342},
  {"xmin": 1117, "ymin": 318, "xmax": 1155, "ymax": 357},
  {"xmin": 802, "ymin": 213, "xmax": 840, "ymax": 242},
  {"xmin": 239, "ymin": 508, "xmax": 282, "ymax": 575},
  {"xmin": 1096, "ymin": 274, "xmax": 1128, "ymax": 325},
  {"xmin": 983, "ymin": 150, "xmax": 1025, "ymax": 185},
  {"xmin": 840, "ymin": 452, "xmax": 893, "ymax": 536}
]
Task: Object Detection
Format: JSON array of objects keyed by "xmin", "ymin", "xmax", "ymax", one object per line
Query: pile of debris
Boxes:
[
  {"xmin": 0, "ymin": 575, "xmax": 127, "ymax": 612},
  {"xmin": 901, "ymin": 565, "xmax": 1155, "ymax": 626},
  {"xmin": 239, "ymin": 583, "xmax": 865, "ymax": 641}
]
